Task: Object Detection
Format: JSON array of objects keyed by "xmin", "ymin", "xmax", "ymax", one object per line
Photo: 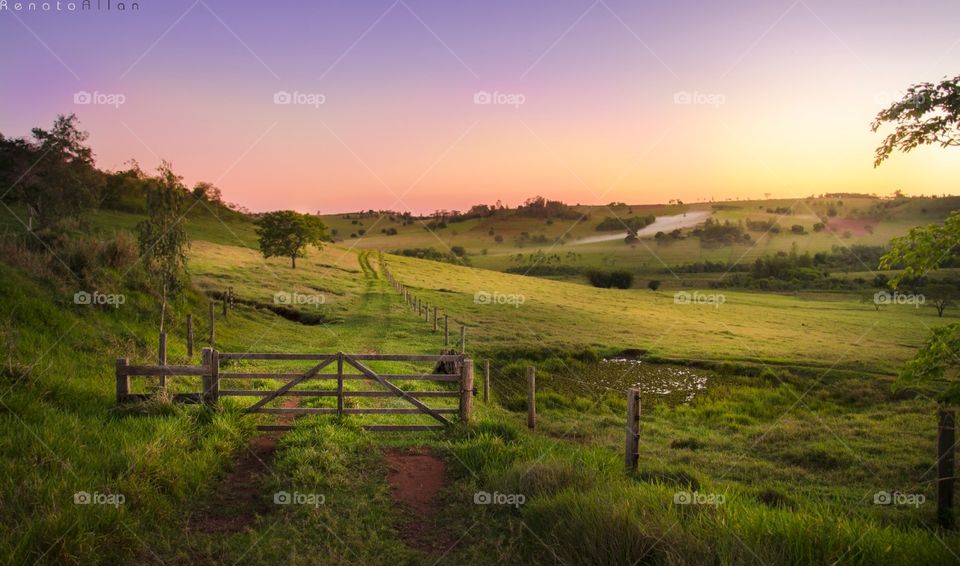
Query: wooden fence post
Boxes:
[
  {"xmin": 460, "ymin": 325, "xmax": 466, "ymax": 354},
  {"xmin": 625, "ymin": 388, "xmax": 641, "ymax": 472},
  {"xmin": 201, "ymin": 347, "xmax": 219, "ymax": 405},
  {"xmin": 208, "ymin": 302, "xmax": 215, "ymax": 345},
  {"xmin": 460, "ymin": 358, "xmax": 474, "ymax": 423},
  {"xmin": 484, "ymin": 360, "xmax": 490, "ymax": 402},
  {"xmin": 115, "ymin": 358, "xmax": 129, "ymax": 404},
  {"xmin": 444, "ymin": 315, "xmax": 449, "ymax": 346},
  {"xmin": 337, "ymin": 353, "xmax": 344, "ymax": 416},
  {"xmin": 186, "ymin": 314, "xmax": 194, "ymax": 359},
  {"xmin": 158, "ymin": 332, "xmax": 167, "ymax": 389},
  {"xmin": 527, "ymin": 366, "xmax": 536, "ymax": 429},
  {"xmin": 938, "ymin": 409, "xmax": 956, "ymax": 529},
  {"xmin": 433, "ymin": 307, "xmax": 438, "ymax": 332}
]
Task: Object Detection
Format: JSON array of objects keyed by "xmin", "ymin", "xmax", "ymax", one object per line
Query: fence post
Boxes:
[
  {"xmin": 337, "ymin": 352, "xmax": 344, "ymax": 417},
  {"xmin": 444, "ymin": 315, "xmax": 449, "ymax": 346},
  {"xmin": 527, "ymin": 366, "xmax": 536, "ymax": 429},
  {"xmin": 115, "ymin": 358, "xmax": 129, "ymax": 404},
  {"xmin": 186, "ymin": 314, "xmax": 194, "ymax": 359},
  {"xmin": 433, "ymin": 307, "xmax": 438, "ymax": 332},
  {"xmin": 460, "ymin": 357, "xmax": 474, "ymax": 423},
  {"xmin": 201, "ymin": 347, "xmax": 219, "ymax": 405},
  {"xmin": 460, "ymin": 325, "xmax": 466, "ymax": 354},
  {"xmin": 484, "ymin": 360, "xmax": 490, "ymax": 402},
  {"xmin": 938, "ymin": 409, "xmax": 956, "ymax": 529},
  {"xmin": 208, "ymin": 302, "xmax": 215, "ymax": 345},
  {"xmin": 158, "ymin": 332, "xmax": 167, "ymax": 389},
  {"xmin": 625, "ymin": 388, "xmax": 641, "ymax": 472}
]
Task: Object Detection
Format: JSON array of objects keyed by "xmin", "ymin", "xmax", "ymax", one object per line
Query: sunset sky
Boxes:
[{"xmin": 1, "ymin": 0, "xmax": 958, "ymax": 213}]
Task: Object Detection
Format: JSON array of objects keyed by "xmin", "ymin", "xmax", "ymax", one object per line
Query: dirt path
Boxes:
[
  {"xmin": 186, "ymin": 397, "xmax": 300, "ymax": 534},
  {"xmin": 384, "ymin": 448, "xmax": 458, "ymax": 554}
]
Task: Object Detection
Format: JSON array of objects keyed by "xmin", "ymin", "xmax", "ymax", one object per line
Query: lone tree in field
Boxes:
[
  {"xmin": 136, "ymin": 162, "xmax": 190, "ymax": 333},
  {"xmin": 874, "ymin": 74, "xmax": 960, "ymax": 401},
  {"xmin": 255, "ymin": 210, "xmax": 327, "ymax": 268}
]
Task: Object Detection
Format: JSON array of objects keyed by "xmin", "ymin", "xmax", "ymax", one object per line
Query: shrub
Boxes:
[
  {"xmin": 587, "ymin": 270, "xmax": 633, "ymax": 289},
  {"xmin": 647, "ymin": 280, "xmax": 661, "ymax": 291}
]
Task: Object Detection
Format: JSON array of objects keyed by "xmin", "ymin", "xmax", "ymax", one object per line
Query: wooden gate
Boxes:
[{"xmin": 116, "ymin": 350, "xmax": 475, "ymax": 432}]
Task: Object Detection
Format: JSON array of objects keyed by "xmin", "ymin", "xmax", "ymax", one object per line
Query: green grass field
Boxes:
[{"xmin": 2, "ymin": 200, "xmax": 960, "ymax": 564}]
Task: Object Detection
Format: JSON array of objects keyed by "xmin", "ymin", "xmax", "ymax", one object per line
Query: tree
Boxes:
[
  {"xmin": 255, "ymin": 211, "xmax": 327, "ymax": 268},
  {"xmin": 872, "ymin": 74, "xmax": 959, "ymax": 167},
  {"xmin": 191, "ymin": 181, "xmax": 222, "ymax": 203},
  {"xmin": 923, "ymin": 283, "xmax": 960, "ymax": 318},
  {"xmin": 0, "ymin": 114, "xmax": 103, "ymax": 229},
  {"xmin": 874, "ymin": 74, "xmax": 960, "ymax": 402},
  {"xmin": 136, "ymin": 162, "xmax": 190, "ymax": 333}
]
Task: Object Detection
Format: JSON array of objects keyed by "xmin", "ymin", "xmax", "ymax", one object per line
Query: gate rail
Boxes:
[{"xmin": 115, "ymin": 349, "xmax": 474, "ymax": 431}]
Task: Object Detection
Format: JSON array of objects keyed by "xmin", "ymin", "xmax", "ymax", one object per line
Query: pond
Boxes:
[{"xmin": 564, "ymin": 359, "xmax": 710, "ymax": 406}]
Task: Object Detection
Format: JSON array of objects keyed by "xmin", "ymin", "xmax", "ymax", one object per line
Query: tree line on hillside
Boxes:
[{"xmin": 0, "ymin": 114, "xmax": 332, "ymax": 332}]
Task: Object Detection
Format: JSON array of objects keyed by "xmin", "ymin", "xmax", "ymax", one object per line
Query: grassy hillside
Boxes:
[
  {"xmin": 322, "ymin": 197, "xmax": 960, "ymax": 284},
  {"xmin": 1, "ymin": 204, "xmax": 959, "ymax": 563}
]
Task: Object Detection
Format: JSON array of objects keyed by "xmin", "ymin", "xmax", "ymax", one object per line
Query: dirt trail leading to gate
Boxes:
[
  {"xmin": 384, "ymin": 447, "xmax": 459, "ymax": 554},
  {"xmin": 186, "ymin": 397, "xmax": 300, "ymax": 534}
]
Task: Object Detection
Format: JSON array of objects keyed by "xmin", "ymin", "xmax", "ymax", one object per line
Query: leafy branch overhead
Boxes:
[
  {"xmin": 255, "ymin": 210, "xmax": 328, "ymax": 268},
  {"xmin": 872, "ymin": 74, "xmax": 960, "ymax": 167}
]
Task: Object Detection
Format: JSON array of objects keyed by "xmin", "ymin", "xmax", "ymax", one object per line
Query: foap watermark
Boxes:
[
  {"xmin": 474, "ymin": 490, "xmax": 526, "ymax": 508},
  {"xmin": 474, "ymin": 290, "xmax": 525, "ymax": 308},
  {"xmin": 673, "ymin": 90, "xmax": 725, "ymax": 108},
  {"xmin": 74, "ymin": 90, "xmax": 126, "ymax": 108},
  {"xmin": 674, "ymin": 290, "xmax": 725, "ymax": 309},
  {"xmin": 873, "ymin": 490, "xmax": 925, "ymax": 508},
  {"xmin": 874, "ymin": 290, "xmax": 924, "ymax": 308},
  {"xmin": 273, "ymin": 291, "xmax": 324, "ymax": 307},
  {"xmin": 673, "ymin": 491, "xmax": 725, "ymax": 507},
  {"xmin": 274, "ymin": 491, "xmax": 325, "ymax": 507},
  {"xmin": 273, "ymin": 90, "xmax": 326, "ymax": 108},
  {"xmin": 873, "ymin": 91, "xmax": 926, "ymax": 108},
  {"xmin": 474, "ymin": 90, "xmax": 526, "ymax": 108},
  {"xmin": 74, "ymin": 491, "xmax": 125, "ymax": 508},
  {"xmin": 74, "ymin": 290, "xmax": 125, "ymax": 308}
]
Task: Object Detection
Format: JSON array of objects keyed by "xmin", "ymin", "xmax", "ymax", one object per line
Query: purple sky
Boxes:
[{"xmin": 2, "ymin": 0, "xmax": 958, "ymax": 213}]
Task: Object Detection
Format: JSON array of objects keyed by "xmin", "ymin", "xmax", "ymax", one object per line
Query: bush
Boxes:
[
  {"xmin": 647, "ymin": 280, "xmax": 661, "ymax": 291},
  {"xmin": 587, "ymin": 270, "xmax": 634, "ymax": 289}
]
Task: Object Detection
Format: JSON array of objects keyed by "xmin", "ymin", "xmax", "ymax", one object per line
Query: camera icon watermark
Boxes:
[
  {"xmin": 673, "ymin": 90, "xmax": 725, "ymax": 108},
  {"xmin": 873, "ymin": 91, "xmax": 926, "ymax": 108},
  {"xmin": 673, "ymin": 490, "xmax": 724, "ymax": 506},
  {"xmin": 273, "ymin": 490, "xmax": 325, "ymax": 507},
  {"xmin": 273, "ymin": 291, "xmax": 324, "ymax": 307},
  {"xmin": 473, "ymin": 90, "xmax": 526, "ymax": 108},
  {"xmin": 74, "ymin": 90, "xmax": 126, "ymax": 108},
  {"xmin": 273, "ymin": 90, "xmax": 326, "ymax": 108},
  {"xmin": 674, "ymin": 291, "xmax": 725, "ymax": 309},
  {"xmin": 73, "ymin": 491, "xmax": 125, "ymax": 508},
  {"xmin": 74, "ymin": 290, "xmax": 126, "ymax": 308},
  {"xmin": 873, "ymin": 291, "xmax": 924, "ymax": 308},
  {"xmin": 473, "ymin": 490, "xmax": 526, "ymax": 508},
  {"xmin": 873, "ymin": 490, "xmax": 925, "ymax": 508},
  {"xmin": 474, "ymin": 290, "xmax": 525, "ymax": 308}
]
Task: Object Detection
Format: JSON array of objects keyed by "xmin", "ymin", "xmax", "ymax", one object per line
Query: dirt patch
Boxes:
[
  {"xmin": 186, "ymin": 398, "xmax": 299, "ymax": 534},
  {"xmin": 384, "ymin": 447, "xmax": 458, "ymax": 554},
  {"xmin": 827, "ymin": 218, "xmax": 878, "ymax": 235}
]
